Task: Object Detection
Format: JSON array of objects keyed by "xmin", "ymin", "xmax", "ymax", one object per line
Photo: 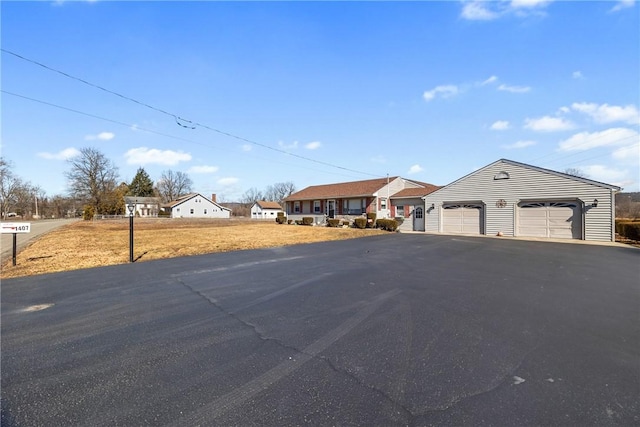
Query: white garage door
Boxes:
[
  {"xmin": 442, "ymin": 204, "xmax": 483, "ymax": 235},
  {"xmin": 518, "ymin": 201, "xmax": 581, "ymax": 239}
]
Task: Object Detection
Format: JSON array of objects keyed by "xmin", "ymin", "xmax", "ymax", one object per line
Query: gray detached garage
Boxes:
[{"xmin": 423, "ymin": 159, "xmax": 621, "ymax": 242}]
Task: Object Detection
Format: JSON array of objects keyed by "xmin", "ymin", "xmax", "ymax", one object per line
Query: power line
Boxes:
[
  {"xmin": 533, "ymin": 133, "xmax": 639, "ymax": 167},
  {"xmin": 1, "ymin": 48, "xmax": 382, "ymax": 179},
  {"xmin": 1, "ymin": 89, "xmax": 368, "ymax": 182},
  {"xmin": 526, "ymin": 127, "xmax": 639, "ymax": 165}
]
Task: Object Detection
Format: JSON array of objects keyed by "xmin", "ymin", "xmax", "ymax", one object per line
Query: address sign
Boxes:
[{"xmin": 1, "ymin": 223, "xmax": 31, "ymax": 234}]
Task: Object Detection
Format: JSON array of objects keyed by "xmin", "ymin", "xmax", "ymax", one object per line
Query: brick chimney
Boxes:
[{"xmin": 211, "ymin": 194, "xmax": 217, "ymax": 203}]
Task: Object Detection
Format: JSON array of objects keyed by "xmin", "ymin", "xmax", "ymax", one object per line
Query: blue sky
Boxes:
[{"xmin": 2, "ymin": 0, "xmax": 639, "ymax": 201}]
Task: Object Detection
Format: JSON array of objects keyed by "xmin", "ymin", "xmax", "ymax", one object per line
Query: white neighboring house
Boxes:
[
  {"xmin": 251, "ymin": 200, "xmax": 284, "ymax": 220},
  {"xmin": 124, "ymin": 196, "xmax": 161, "ymax": 217},
  {"xmin": 163, "ymin": 193, "xmax": 231, "ymax": 219}
]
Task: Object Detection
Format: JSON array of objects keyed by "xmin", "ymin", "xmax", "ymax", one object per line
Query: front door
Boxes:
[
  {"xmin": 327, "ymin": 200, "xmax": 335, "ymax": 218},
  {"xmin": 413, "ymin": 206, "xmax": 425, "ymax": 231}
]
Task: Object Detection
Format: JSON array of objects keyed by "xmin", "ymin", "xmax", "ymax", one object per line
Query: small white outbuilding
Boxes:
[{"xmin": 250, "ymin": 201, "xmax": 284, "ymax": 220}]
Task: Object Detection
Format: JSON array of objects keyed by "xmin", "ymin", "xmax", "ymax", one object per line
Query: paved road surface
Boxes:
[
  {"xmin": 1, "ymin": 234, "xmax": 638, "ymax": 426},
  {"xmin": 0, "ymin": 218, "xmax": 79, "ymax": 263}
]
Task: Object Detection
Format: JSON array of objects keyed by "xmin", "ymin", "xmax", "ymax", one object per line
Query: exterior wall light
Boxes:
[{"xmin": 593, "ymin": 199, "xmax": 598, "ymax": 207}]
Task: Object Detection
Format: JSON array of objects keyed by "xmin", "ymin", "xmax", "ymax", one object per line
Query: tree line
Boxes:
[{"xmin": 1, "ymin": 147, "xmax": 296, "ymax": 219}]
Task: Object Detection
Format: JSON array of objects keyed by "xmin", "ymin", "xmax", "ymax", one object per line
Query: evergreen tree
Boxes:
[{"xmin": 128, "ymin": 167, "xmax": 155, "ymax": 197}]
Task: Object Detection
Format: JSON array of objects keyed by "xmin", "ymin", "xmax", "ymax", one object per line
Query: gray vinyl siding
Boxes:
[
  {"xmin": 375, "ymin": 178, "xmax": 405, "ymax": 202},
  {"xmin": 424, "ymin": 160, "xmax": 617, "ymax": 242}
]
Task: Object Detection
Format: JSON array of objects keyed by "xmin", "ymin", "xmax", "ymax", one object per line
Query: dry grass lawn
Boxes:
[{"xmin": 1, "ymin": 219, "xmax": 386, "ymax": 279}]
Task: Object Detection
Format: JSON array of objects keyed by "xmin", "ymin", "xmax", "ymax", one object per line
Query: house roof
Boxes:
[
  {"xmin": 284, "ymin": 177, "xmax": 401, "ymax": 201},
  {"xmin": 423, "ymin": 158, "xmax": 621, "ymax": 199},
  {"xmin": 254, "ymin": 201, "xmax": 283, "ymax": 210},
  {"xmin": 392, "ymin": 185, "xmax": 440, "ymax": 198},
  {"xmin": 163, "ymin": 193, "xmax": 231, "ymax": 211}
]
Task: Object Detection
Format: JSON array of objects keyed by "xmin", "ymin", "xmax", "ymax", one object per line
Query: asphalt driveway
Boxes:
[{"xmin": 1, "ymin": 234, "xmax": 638, "ymax": 426}]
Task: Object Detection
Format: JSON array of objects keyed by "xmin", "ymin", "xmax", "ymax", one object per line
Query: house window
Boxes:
[
  {"xmin": 190, "ymin": 209, "xmax": 194, "ymax": 214},
  {"xmin": 380, "ymin": 198, "xmax": 387, "ymax": 209},
  {"xmin": 294, "ymin": 202, "xmax": 301, "ymax": 213},
  {"xmin": 314, "ymin": 200, "xmax": 321, "ymax": 213},
  {"xmin": 396, "ymin": 205, "xmax": 404, "ymax": 217}
]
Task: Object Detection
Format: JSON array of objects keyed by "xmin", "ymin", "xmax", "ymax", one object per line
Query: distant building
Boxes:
[
  {"xmin": 250, "ymin": 201, "xmax": 284, "ymax": 220},
  {"xmin": 162, "ymin": 193, "xmax": 231, "ymax": 219}
]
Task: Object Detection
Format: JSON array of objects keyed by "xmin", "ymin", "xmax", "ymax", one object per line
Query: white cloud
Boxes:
[
  {"xmin": 558, "ymin": 128, "xmax": 638, "ymax": 151},
  {"xmin": 461, "ymin": 0, "xmax": 553, "ymax": 20},
  {"xmin": 502, "ymin": 140, "xmax": 537, "ymax": 149},
  {"xmin": 188, "ymin": 165, "xmax": 219, "ymax": 174},
  {"xmin": 241, "ymin": 144, "xmax": 252, "ymax": 152},
  {"xmin": 610, "ymin": 0, "xmax": 635, "ymax": 12},
  {"xmin": 572, "ymin": 71, "xmax": 584, "ymax": 80},
  {"xmin": 423, "ymin": 85, "xmax": 459, "ymax": 101},
  {"xmin": 124, "ymin": 147, "xmax": 191, "ymax": 165},
  {"xmin": 481, "ymin": 75, "xmax": 498, "ymax": 85},
  {"xmin": 581, "ymin": 165, "xmax": 628, "ymax": 184},
  {"xmin": 305, "ymin": 141, "xmax": 322, "ymax": 150},
  {"xmin": 571, "ymin": 102, "xmax": 640, "ymax": 125},
  {"xmin": 278, "ymin": 141, "xmax": 298, "ymax": 150},
  {"xmin": 524, "ymin": 116, "xmax": 575, "ymax": 132},
  {"xmin": 85, "ymin": 131, "xmax": 114, "ymax": 141},
  {"xmin": 37, "ymin": 147, "xmax": 80, "ymax": 160},
  {"xmin": 461, "ymin": 1, "xmax": 500, "ymax": 20},
  {"xmin": 612, "ymin": 142, "xmax": 640, "ymax": 164},
  {"xmin": 217, "ymin": 177, "xmax": 239, "ymax": 186},
  {"xmin": 510, "ymin": 0, "xmax": 553, "ymax": 9},
  {"xmin": 490, "ymin": 120, "xmax": 510, "ymax": 130},
  {"xmin": 498, "ymin": 84, "xmax": 531, "ymax": 93},
  {"xmin": 407, "ymin": 164, "xmax": 424, "ymax": 174}
]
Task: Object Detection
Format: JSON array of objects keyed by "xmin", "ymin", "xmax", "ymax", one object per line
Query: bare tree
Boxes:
[
  {"xmin": 564, "ymin": 167, "xmax": 588, "ymax": 178},
  {"xmin": 240, "ymin": 187, "xmax": 264, "ymax": 206},
  {"xmin": 13, "ymin": 182, "xmax": 37, "ymax": 218},
  {"xmin": 156, "ymin": 170, "xmax": 193, "ymax": 203},
  {"xmin": 65, "ymin": 147, "xmax": 119, "ymax": 215},
  {"xmin": 46, "ymin": 194, "xmax": 75, "ymax": 218},
  {"xmin": 264, "ymin": 181, "xmax": 296, "ymax": 204},
  {"xmin": 1, "ymin": 158, "xmax": 20, "ymax": 218},
  {"xmin": 0, "ymin": 158, "xmax": 36, "ymax": 218}
]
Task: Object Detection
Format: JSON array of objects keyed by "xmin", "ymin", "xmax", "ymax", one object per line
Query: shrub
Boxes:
[
  {"xmin": 354, "ymin": 217, "xmax": 367, "ymax": 229},
  {"xmin": 275, "ymin": 212, "xmax": 286, "ymax": 224},
  {"xmin": 616, "ymin": 220, "xmax": 640, "ymax": 241},
  {"xmin": 341, "ymin": 220, "xmax": 351, "ymax": 227},
  {"xmin": 82, "ymin": 205, "xmax": 95, "ymax": 221},
  {"xmin": 287, "ymin": 219, "xmax": 293, "ymax": 224},
  {"xmin": 327, "ymin": 219, "xmax": 341, "ymax": 227},
  {"xmin": 376, "ymin": 218, "xmax": 399, "ymax": 232},
  {"xmin": 301, "ymin": 217, "xmax": 314, "ymax": 226},
  {"xmin": 366, "ymin": 212, "xmax": 377, "ymax": 228},
  {"xmin": 295, "ymin": 220, "xmax": 303, "ymax": 225}
]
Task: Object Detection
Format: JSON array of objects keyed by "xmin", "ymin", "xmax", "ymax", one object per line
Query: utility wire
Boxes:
[
  {"xmin": 2, "ymin": 89, "xmax": 368, "ymax": 181},
  {"xmin": 534, "ymin": 133, "xmax": 639, "ymax": 167},
  {"xmin": 527, "ymin": 127, "xmax": 639, "ymax": 165},
  {"xmin": 2, "ymin": 48, "xmax": 382, "ymax": 178}
]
